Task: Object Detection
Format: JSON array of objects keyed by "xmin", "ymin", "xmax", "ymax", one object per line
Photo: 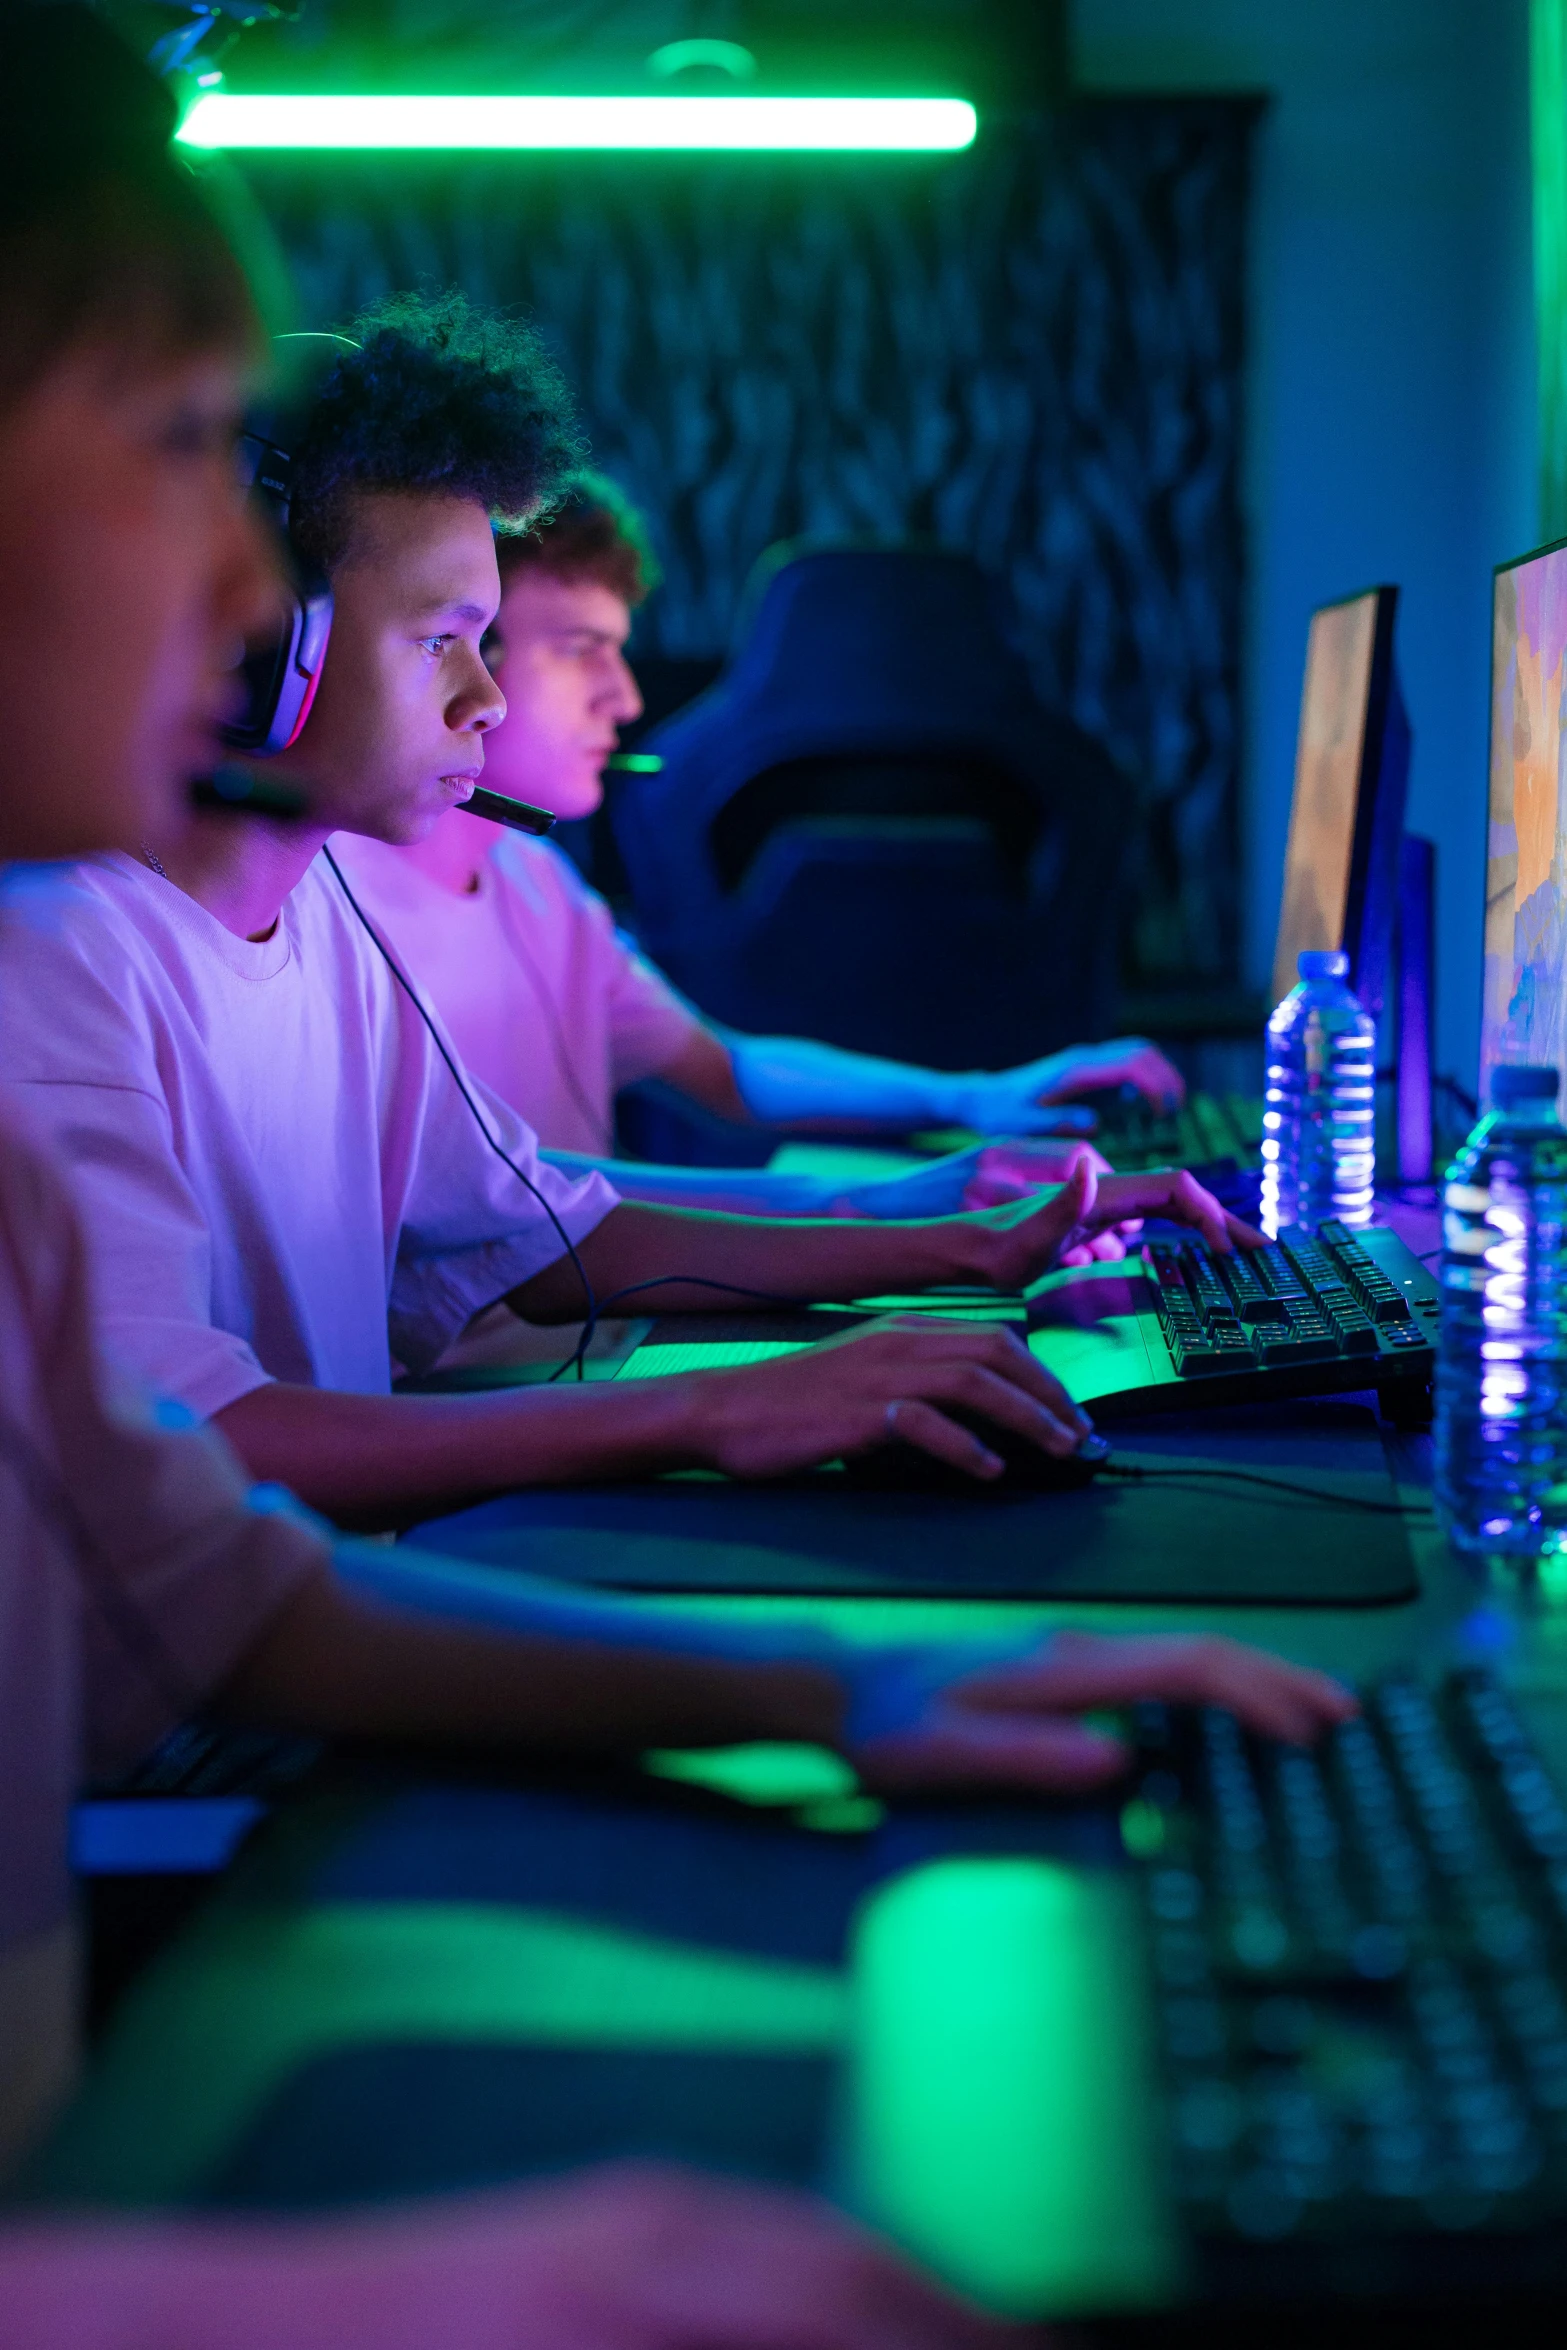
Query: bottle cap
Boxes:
[
  {"xmin": 1491, "ymin": 1064, "xmax": 1559, "ymax": 1106},
  {"xmin": 1297, "ymin": 949, "xmax": 1349, "ymax": 980}
]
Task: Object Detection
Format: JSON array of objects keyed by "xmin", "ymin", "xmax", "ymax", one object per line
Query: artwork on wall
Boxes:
[{"xmin": 247, "ymin": 96, "xmax": 1254, "ymax": 987}]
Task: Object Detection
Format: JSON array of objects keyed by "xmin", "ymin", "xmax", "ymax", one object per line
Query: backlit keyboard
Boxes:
[
  {"xmin": 1099, "ymin": 1089, "xmax": 1264, "ymax": 1174},
  {"xmin": 1131, "ymin": 1671, "xmax": 1567, "ymax": 2270},
  {"xmin": 1145, "ymin": 1220, "xmax": 1437, "ymax": 1381}
]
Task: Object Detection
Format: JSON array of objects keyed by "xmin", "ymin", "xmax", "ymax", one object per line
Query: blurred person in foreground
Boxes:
[
  {"xmin": 0, "ymin": 14, "xmax": 1354, "ymax": 2342},
  {"xmin": 337, "ymin": 474, "xmax": 1187, "ymax": 1220}
]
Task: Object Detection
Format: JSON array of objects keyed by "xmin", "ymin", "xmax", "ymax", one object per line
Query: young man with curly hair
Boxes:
[
  {"xmin": 0, "ymin": 15, "xmax": 1353, "ymax": 2339},
  {"xmin": 0, "ymin": 305, "xmax": 1260, "ymax": 1523},
  {"xmin": 336, "ymin": 475, "xmax": 1186, "ymax": 1218}
]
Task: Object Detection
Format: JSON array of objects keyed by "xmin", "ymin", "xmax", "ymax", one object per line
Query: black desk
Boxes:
[{"xmin": 34, "ymin": 1224, "xmax": 1567, "ymax": 2333}]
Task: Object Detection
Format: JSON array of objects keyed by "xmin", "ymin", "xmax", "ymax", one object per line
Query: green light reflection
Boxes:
[{"xmin": 849, "ymin": 1858, "xmax": 1182, "ymax": 2318}]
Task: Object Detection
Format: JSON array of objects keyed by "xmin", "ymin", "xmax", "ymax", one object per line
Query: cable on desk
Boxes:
[
  {"xmin": 548, "ymin": 1273, "xmax": 809, "ymax": 1382},
  {"xmin": 1100, "ymin": 1462, "xmax": 1433, "ymax": 1518}
]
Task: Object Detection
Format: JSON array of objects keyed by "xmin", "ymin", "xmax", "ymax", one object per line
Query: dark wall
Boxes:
[{"xmin": 247, "ymin": 95, "xmax": 1254, "ymax": 987}]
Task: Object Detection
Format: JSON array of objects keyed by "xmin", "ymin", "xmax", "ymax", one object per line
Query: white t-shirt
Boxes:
[
  {"xmin": 0, "ymin": 856, "xmax": 617, "ymax": 1419},
  {"xmin": 330, "ymin": 832, "xmax": 700, "ymax": 1155},
  {"xmin": 0, "ymin": 1084, "xmax": 322, "ymax": 2174}
]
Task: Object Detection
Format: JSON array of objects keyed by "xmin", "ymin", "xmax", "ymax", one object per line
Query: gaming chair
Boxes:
[{"xmin": 614, "ymin": 544, "xmax": 1136, "ymax": 1073}]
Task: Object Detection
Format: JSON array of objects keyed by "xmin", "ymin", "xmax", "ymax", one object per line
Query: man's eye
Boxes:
[{"xmin": 419, "ymin": 634, "xmax": 455, "ymax": 656}]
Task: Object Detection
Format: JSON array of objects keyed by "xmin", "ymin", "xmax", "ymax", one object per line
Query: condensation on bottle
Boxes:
[
  {"xmin": 1434, "ymin": 1063, "xmax": 1567, "ymax": 1561},
  {"xmin": 1260, "ymin": 949, "xmax": 1376, "ymax": 1239}
]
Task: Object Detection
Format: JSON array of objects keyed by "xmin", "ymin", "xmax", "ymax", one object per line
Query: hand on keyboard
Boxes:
[
  {"xmin": 959, "ymin": 1138, "xmax": 1112, "ymax": 1210},
  {"xmin": 975, "ymin": 1160, "xmax": 1266, "ymax": 1286},
  {"xmin": 939, "ymin": 1037, "xmax": 1186, "ymax": 1131},
  {"xmin": 853, "ymin": 1630, "xmax": 1358, "ymax": 1795}
]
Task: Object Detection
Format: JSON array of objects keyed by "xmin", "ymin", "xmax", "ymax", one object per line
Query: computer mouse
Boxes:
[{"xmin": 843, "ymin": 1424, "xmax": 1112, "ymax": 1494}]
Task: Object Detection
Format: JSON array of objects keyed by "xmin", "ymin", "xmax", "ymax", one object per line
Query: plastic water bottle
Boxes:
[
  {"xmin": 1434, "ymin": 1064, "xmax": 1567, "ymax": 1561},
  {"xmin": 1260, "ymin": 949, "xmax": 1376, "ymax": 1238}
]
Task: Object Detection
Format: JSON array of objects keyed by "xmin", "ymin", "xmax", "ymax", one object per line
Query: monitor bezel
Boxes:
[
  {"xmin": 1479, "ymin": 531, "xmax": 1567, "ymax": 1113},
  {"xmin": 1276, "ymin": 581, "xmax": 1402, "ymax": 1013}
]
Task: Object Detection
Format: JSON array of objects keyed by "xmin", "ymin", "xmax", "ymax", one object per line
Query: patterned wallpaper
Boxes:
[{"xmin": 246, "ymin": 96, "xmax": 1254, "ymax": 986}]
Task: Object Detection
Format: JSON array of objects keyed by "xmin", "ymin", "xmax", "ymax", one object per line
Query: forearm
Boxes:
[
  {"xmin": 543, "ymin": 1147, "xmax": 841, "ymax": 1218},
  {"xmin": 217, "ymin": 1565, "xmax": 845, "ymax": 1757},
  {"xmin": 726, "ymin": 1032, "xmax": 967, "ymax": 1131},
  {"xmin": 212, "ymin": 1373, "xmax": 709, "ymax": 1518},
  {"xmin": 512, "ymin": 1200, "xmax": 1002, "ymax": 1321}
]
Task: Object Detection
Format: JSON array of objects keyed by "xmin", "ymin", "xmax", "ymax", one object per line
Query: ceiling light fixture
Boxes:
[{"xmin": 175, "ymin": 92, "xmax": 979, "ymax": 153}]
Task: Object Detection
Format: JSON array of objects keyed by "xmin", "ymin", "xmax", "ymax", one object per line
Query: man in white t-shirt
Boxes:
[
  {"xmin": 0, "ymin": 303, "xmax": 1262, "ymax": 1524},
  {"xmin": 336, "ymin": 475, "xmax": 1185, "ymax": 1219},
  {"xmin": 0, "ymin": 19, "xmax": 1354, "ymax": 2335}
]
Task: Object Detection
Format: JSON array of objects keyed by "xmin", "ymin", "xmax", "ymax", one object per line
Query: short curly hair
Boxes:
[
  {"xmin": 289, "ymin": 291, "xmax": 585, "ymax": 573},
  {"xmin": 496, "ymin": 470, "xmax": 660, "ymax": 608}
]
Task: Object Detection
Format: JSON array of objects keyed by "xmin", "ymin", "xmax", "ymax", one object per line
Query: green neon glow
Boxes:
[
  {"xmin": 176, "ymin": 93, "xmax": 978, "ymax": 153},
  {"xmin": 645, "ymin": 1741, "xmax": 859, "ymax": 1807},
  {"xmin": 849, "ymin": 1860, "xmax": 1182, "ymax": 2318},
  {"xmin": 33, "ymin": 1901, "xmax": 845, "ymax": 2205}
]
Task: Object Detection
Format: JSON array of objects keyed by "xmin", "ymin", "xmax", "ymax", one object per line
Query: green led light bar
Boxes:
[{"xmin": 175, "ymin": 92, "xmax": 978, "ymax": 153}]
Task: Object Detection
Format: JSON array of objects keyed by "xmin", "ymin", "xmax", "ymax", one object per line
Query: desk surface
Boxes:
[{"xmin": 39, "ymin": 1201, "xmax": 1567, "ymax": 2327}]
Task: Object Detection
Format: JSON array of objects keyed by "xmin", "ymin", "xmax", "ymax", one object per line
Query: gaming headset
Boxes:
[
  {"xmin": 218, "ymin": 332, "xmax": 559, "ymax": 836},
  {"xmin": 221, "ymin": 332, "xmax": 351, "ymax": 756}
]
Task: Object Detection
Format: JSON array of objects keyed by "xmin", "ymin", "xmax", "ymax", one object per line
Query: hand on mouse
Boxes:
[
  {"xmin": 849, "ymin": 1630, "xmax": 1359, "ymax": 1795},
  {"xmin": 691, "ymin": 1316, "xmax": 1092, "ymax": 1483}
]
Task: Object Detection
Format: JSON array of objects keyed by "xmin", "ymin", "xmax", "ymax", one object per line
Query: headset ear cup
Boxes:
[
  {"xmin": 220, "ymin": 574, "xmax": 333, "ymax": 756},
  {"xmin": 279, "ymin": 650, "xmax": 325, "ymax": 750}
]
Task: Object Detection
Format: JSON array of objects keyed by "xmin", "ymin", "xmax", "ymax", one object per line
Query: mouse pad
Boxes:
[{"xmin": 403, "ymin": 1399, "xmax": 1418, "ymax": 1606}]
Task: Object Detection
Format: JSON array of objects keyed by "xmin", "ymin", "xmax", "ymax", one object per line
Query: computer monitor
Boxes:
[
  {"xmin": 1271, "ymin": 585, "xmax": 1411, "ymax": 1016},
  {"xmin": 1481, "ymin": 537, "xmax": 1567, "ymax": 1114}
]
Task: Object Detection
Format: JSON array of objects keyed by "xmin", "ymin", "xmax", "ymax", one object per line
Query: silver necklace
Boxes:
[{"xmin": 139, "ymin": 846, "xmax": 168, "ymax": 879}]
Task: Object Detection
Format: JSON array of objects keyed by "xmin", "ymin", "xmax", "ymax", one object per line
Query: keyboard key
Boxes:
[{"xmin": 1133, "ymin": 1670, "xmax": 1567, "ymax": 2257}]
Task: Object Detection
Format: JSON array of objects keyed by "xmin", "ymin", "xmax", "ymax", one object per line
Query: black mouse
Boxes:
[{"xmin": 843, "ymin": 1424, "xmax": 1112, "ymax": 1494}]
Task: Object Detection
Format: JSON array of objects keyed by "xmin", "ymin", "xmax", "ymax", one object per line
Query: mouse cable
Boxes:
[
  {"xmin": 1100, "ymin": 1461, "xmax": 1433, "ymax": 1518},
  {"xmin": 327, "ymin": 852, "xmax": 821, "ymax": 1383},
  {"xmin": 325, "ymin": 846, "xmax": 601, "ymax": 1379},
  {"xmin": 548, "ymin": 1270, "xmax": 822, "ymax": 1383}
]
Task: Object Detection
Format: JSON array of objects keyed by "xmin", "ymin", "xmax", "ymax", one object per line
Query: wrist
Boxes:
[
  {"xmin": 919, "ymin": 1069, "xmax": 987, "ymax": 1128},
  {"xmin": 919, "ymin": 1208, "xmax": 1008, "ymax": 1288},
  {"xmin": 596, "ymin": 1363, "xmax": 715, "ymax": 1474}
]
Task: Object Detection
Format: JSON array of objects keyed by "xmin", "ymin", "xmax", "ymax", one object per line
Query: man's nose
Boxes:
[
  {"xmin": 458, "ymin": 648, "xmax": 507, "ymax": 734},
  {"xmin": 605, "ymin": 652, "xmax": 643, "ymax": 725}
]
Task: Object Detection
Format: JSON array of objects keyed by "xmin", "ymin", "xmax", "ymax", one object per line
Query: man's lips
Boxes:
[{"xmin": 438, "ymin": 771, "xmax": 482, "ymax": 801}]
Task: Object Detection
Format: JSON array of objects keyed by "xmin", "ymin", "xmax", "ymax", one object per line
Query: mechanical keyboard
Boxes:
[
  {"xmin": 1028, "ymin": 1219, "xmax": 1437, "ymax": 1420},
  {"xmin": 1144, "ymin": 1222, "xmax": 1433, "ymax": 1377},
  {"xmin": 618, "ymin": 1224, "xmax": 1438, "ymax": 1423},
  {"xmin": 1128, "ymin": 1669, "xmax": 1567, "ymax": 2301},
  {"xmin": 1094, "ymin": 1088, "xmax": 1264, "ymax": 1175}
]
